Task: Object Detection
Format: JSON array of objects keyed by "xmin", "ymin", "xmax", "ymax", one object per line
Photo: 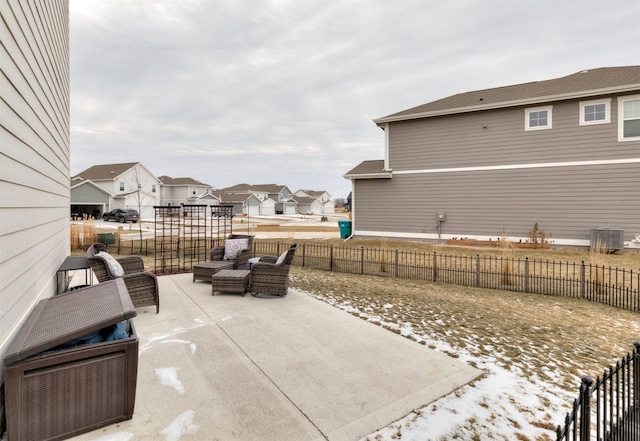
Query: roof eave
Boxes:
[
  {"xmin": 343, "ymin": 171, "xmax": 393, "ymax": 180},
  {"xmin": 374, "ymin": 84, "xmax": 640, "ymax": 125}
]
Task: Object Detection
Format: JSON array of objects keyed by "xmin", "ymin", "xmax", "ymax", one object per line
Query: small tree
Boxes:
[{"xmin": 128, "ymin": 166, "xmax": 149, "ymax": 254}]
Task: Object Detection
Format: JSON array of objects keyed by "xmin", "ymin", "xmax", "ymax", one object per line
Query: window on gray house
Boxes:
[
  {"xmin": 152, "ymin": 184, "xmax": 156, "ymax": 193},
  {"xmin": 525, "ymin": 106, "xmax": 552, "ymax": 131},
  {"xmin": 585, "ymin": 104, "xmax": 606, "ymax": 121},
  {"xmin": 580, "ymin": 99, "xmax": 610, "ymax": 125},
  {"xmin": 119, "ymin": 182, "xmax": 124, "ymax": 191},
  {"xmin": 619, "ymin": 96, "xmax": 640, "ymax": 140}
]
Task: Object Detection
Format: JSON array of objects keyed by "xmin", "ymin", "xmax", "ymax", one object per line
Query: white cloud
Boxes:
[{"xmin": 70, "ymin": 0, "xmax": 640, "ymax": 198}]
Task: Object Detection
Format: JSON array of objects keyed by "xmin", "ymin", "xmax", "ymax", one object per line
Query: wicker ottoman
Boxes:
[
  {"xmin": 211, "ymin": 269, "xmax": 251, "ymax": 296},
  {"xmin": 193, "ymin": 261, "xmax": 234, "ymax": 282}
]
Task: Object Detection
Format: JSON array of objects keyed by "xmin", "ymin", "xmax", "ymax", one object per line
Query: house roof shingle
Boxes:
[
  {"xmin": 375, "ymin": 66, "xmax": 640, "ymax": 124},
  {"xmin": 220, "ymin": 183, "xmax": 288, "ymax": 194},
  {"xmin": 158, "ymin": 175, "xmax": 211, "ymax": 186},
  {"xmin": 343, "ymin": 160, "xmax": 388, "ymax": 178},
  {"xmin": 72, "ymin": 162, "xmax": 139, "ymax": 181}
]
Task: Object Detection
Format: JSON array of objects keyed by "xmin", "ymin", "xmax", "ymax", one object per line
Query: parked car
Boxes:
[{"xmin": 103, "ymin": 209, "xmax": 139, "ymax": 223}]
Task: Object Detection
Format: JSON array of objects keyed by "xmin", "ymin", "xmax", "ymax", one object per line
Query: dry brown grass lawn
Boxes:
[
  {"xmin": 289, "ymin": 266, "xmax": 640, "ymax": 439},
  {"xmin": 289, "ymin": 266, "xmax": 639, "ymax": 381}
]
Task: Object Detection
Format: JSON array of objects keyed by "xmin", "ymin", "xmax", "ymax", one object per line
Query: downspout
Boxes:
[{"xmin": 344, "ymin": 179, "xmax": 355, "ymax": 241}]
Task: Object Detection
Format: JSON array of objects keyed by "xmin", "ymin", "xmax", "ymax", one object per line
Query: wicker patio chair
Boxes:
[
  {"xmin": 250, "ymin": 243, "xmax": 297, "ymax": 297},
  {"xmin": 210, "ymin": 234, "xmax": 255, "ymax": 270},
  {"xmin": 86, "ymin": 243, "xmax": 160, "ymax": 313}
]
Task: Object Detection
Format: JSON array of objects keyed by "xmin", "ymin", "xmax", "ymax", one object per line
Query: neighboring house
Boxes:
[
  {"xmin": 158, "ymin": 176, "xmax": 219, "ymax": 217},
  {"xmin": 344, "ymin": 66, "xmax": 640, "ymax": 248},
  {"xmin": 71, "ymin": 162, "xmax": 162, "ymax": 219},
  {"xmin": 294, "ymin": 196, "xmax": 325, "ymax": 215},
  {"xmin": 158, "ymin": 175, "xmax": 215, "ymax": 206},
  {"xmin": 211, "ymin": 190, "xmax": 251, "ymax": 217},
  {"xmin": 294, "ymin": 189, "xmax": 335, "ymax": 214},
  {"xmin": 1, "ymin": 0, "xmax": 69, "ymax": 419},
  {"xmin": 219, "ymin": 183, "xmax": 297, "ymax": 215}
]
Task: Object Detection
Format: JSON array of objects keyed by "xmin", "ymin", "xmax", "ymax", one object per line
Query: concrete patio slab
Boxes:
[{"xmin": 69, "ymin": 273, "xmax": 482, "ymax": 441}]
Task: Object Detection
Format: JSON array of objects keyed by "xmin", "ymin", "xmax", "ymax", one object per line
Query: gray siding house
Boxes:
[
  {"xmin": 158, "ymin": 175, "xmax": 216, "ymax": 206},
  {"xmin": 345, "ymin": 67, "xmax": 640, "ymax": 248}
]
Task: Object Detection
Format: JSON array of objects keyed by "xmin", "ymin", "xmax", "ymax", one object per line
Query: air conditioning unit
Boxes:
[{"xmin": 590, "ymin": 227, "xmax": 624, "ymax": 252}]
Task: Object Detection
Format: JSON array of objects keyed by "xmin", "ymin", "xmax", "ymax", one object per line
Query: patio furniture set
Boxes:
[
  {"xmin": 84, "ymin": 235, "xmax": 296, "ymax": 314},
  {"xmin": 193, "ymin": 234, "xmax": 298, "ymax": 297}
]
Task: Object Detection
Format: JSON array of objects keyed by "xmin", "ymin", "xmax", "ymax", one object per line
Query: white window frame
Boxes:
[
  {"xmin": 119, "ymin": 181, "xmax": 125, "ymax": 191},
  {"xmin": 525, "ymin": 105, "xmax": 552, "ymax": 131},
  {"xmin": 152, "ymin": 184, "xmax": 156, "ymax": 193},
  {"xmin": 580, "ymin": 98, "xmax": 610, "ymax": 126},
  {"xmin": 618, "ymin": 94, "xmax": 640, "ymax": 142}
]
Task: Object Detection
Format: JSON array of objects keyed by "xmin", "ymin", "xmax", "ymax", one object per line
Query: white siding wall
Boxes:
[{"xmin": 0, "ymin": 0, "xmax": 70, "ymax": 362}]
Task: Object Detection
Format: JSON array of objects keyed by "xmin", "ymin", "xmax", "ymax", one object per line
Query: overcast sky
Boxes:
[{"xmin": 69, "ymin": 0, "xmax": 640, "ymax": 199}]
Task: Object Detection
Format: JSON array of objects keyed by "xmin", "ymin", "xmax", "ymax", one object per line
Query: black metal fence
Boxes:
[
  {"xmin": 106, "ymin": 236, "xmax": 640, "ymax": 313},
  {"xmin": 266, "ymin": 242, "xmax": 639, "ymax": 313},
  {"xmin": 556, "ymin": 342, "xmax": 640, "ymax": 441}
]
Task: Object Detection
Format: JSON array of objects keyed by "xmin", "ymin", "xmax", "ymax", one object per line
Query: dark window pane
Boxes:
[{"xmin": 623, "ymin": 119, "xmax": 640, "ymax": 137}]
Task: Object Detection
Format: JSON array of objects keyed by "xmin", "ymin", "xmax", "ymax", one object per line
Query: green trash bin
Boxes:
[
  {"xmin": 96, "ymin": 232, "xmax": 115, "ymax": 246},
  {"xmin": 338, "ymin": 220, "xmax": 352, "ymax": 239}
]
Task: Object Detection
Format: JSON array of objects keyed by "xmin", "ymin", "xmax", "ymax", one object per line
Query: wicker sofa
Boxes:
[
  {"xmin": 86, "ymin": 243, "xmax": 160, "ymax": 313},
  {"xmin": 250, "ymin": 243, "xmax": 297, "ymax": 297},
  {"xmin": 210, "ymin": 234, "xmax": 255, "ymax": 269}
]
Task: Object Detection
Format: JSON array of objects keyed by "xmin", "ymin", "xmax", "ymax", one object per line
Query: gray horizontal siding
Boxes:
[
  {"xmin": 388, "ymin": 96, "xmax": 639, "ymax": 171},
  {"xmin": 354, "ymin": 162, "xmax": 640, "ymax": 243}
]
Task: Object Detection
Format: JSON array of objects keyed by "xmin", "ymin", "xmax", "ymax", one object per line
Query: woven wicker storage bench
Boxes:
[
  {"xmin": 211, "ymin": 269, "xmax": 251, "ymax": 295},
  {"xmin": 4, "ymin": 279, "xmax": 139, "ymax": 441}
]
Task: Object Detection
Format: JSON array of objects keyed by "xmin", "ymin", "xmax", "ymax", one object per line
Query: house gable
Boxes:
[
  {"xmin": 74, "ymin": 162, "xmax": 161, "ymax": 218},
  {"xmin": 159, "ymin": 175, "xmax": 213, "ymax": 206}
]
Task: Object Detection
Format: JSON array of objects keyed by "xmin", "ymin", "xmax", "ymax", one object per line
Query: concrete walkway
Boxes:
[{"xmin": 71, "ymin": 273, "xmax": 482, "ymax": 441}]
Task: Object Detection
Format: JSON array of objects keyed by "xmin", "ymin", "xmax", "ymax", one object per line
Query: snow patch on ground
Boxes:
[
  {"xmin": 156, "ymin": 367, "xmax": 185, "ymax": 394},
  {"xmin": 160, "ymin": 410, "xmax": 199, "ymax": 441},
  {"xmin": 310, "ymin": 292, "xmax": 577, "ymax": 440}
]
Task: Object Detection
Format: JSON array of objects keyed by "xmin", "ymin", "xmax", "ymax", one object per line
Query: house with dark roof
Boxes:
[
  {"xmin": 294, "ymin": 189, "xmax": 335, "ymax": 214},
  {"xmin": 344, "ymin": 66, "xmax": 640, "ymax": 248},
  {"xmin": 71, "ymin": 162, "xmax": 161, "ymax": 219},
  {"xmin": 218, "ymin": 184, "xmax": 296, "ymax": 216},
  {"xmin": 158, "ymin": 176, "xmax": 218, "ymax": 207}
]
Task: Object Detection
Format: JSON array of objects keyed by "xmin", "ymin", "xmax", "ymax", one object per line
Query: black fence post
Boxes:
[
  {"xmin": 475, "ymin": 254, "xmax": 480, "ymax": 288},
  {"xmin": 579, "ymin": 376, "xmax": 593, "ymax": 441},
  {"xmin": 634, "ymin": 342, "xmax": 640, "ymax": 413},
  {"xmin": 395, "ymin": 249, "xmax": 399, "ymax": 278},
  {"xmin": 581, "ymin": 261, "xmax": 586, "ymax": 299},
  {"xmin": 360, "ymin": 247, "xmax": 364, "ymax": 275},
  {"xmin": 432, "ymin": 251, "xmax": 437, "ymax": 282},
  {"xmin": 302, "ymin": 243, "xmax": 306, "ymax": 267},
  {"xmin": 330, "ymin": 245, "xmax": 333, "ymax": 272}
]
